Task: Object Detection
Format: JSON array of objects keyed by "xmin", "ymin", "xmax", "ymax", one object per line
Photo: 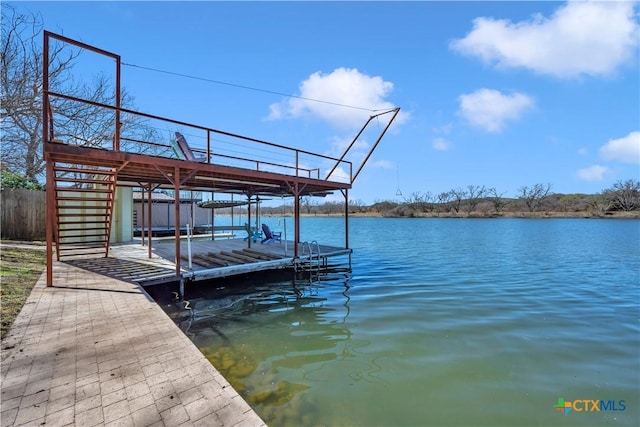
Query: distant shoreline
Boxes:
[{"xmin": 285, "ymin": 211, "xmax": 640, "ymax": 219}]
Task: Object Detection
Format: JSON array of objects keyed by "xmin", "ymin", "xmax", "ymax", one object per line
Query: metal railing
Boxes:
[
  {"xmin": 45, "ymin": 90, "xmax": 352, "ymax": 183},
  {"xmin": 43, "ymin": 30, "xmax": 399, "ymax": 187}
]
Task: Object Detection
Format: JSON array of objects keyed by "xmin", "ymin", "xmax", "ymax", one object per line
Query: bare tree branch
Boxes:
[
  {"xmin": 603, "ymin": 179, "xmax": 640, "ymax": 211},
  {"xmin": 517, "ymin": 183, "xmax": 553, "ymax": 212},
  {"xmin": 1, "ymin": 5, "xmax": 163, "ymax": 182}
]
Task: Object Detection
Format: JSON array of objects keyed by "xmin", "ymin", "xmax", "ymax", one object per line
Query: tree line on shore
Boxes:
[
  {"xmin": 2, "ymin": 169, "xmax": 637, "ymax": 218},
  {"xmin": 260, "ymin": 180, "xmax": 640, "ymax": 217}
]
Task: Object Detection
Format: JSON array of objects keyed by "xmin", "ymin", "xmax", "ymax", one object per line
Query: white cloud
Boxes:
[
  {"xmin": 328, "ymin": 135, "xmax": 370, "ymax": 158},
  {"xmin": 371, "ymin": 160, "xmax": 394, "ymax": 169},
  {"xmin": 432, "ymin": 123, "xmax": 453, "ymax": 135},
  {"xmin": 325, "ymin": 165, "xmax": 350, "ymax": 183},
  {"xmin": 432, "ymin": 137, "xmax": 451, "ymax": 151},
  {"xmin": 577, "ymin": 165, "xmax": 608, "ymax": 181},
  {"xmin": 458, "ymin": 89, "xmax": 534, "ymax": 132},
  {"xmin": 600, "ymin": 131, "xmax": 640, "ymax": 164},
  {"xmin": 267, "ymin": 68, "xmax": 401, "ymax": 129},
  {"xmin": 450, "ymin": 1, "xmax": 639, "ymax": 78}
]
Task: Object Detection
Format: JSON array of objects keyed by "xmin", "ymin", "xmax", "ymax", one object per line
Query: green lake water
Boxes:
[{"xmin": 164, "ymin": 217, "xmax": 639, "ymax": 426}]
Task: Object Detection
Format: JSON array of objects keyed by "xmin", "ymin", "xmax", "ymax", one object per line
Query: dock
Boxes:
[
  {"xmin": 161, "ymin": 238, "xmax": 350, "ymax": 282},
  {"xmin": 41, "ymin": 31, "xmax": 397, "ymax": 289},
  {"xmin": 63, "ymin": 237, "xmax": 352, "ymax": 286}
]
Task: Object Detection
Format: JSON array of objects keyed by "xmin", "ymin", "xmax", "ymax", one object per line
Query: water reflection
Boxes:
[{"xmin": 165, "ymin": 271, "xmax": 356, "ymax": 422}]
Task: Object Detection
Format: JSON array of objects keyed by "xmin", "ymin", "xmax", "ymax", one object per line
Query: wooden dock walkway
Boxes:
[{"xmin": 101, "ymin": 238, "xmax": 351, "ymax": 284}]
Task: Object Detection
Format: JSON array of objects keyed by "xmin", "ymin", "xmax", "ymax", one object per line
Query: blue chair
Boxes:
[
  {"xmin": 172, "ymin": 132, "xmax": 207, "ymax": 163},
  {"xmin": 261, "ymin": 224, "xmax": 282, "ymax": 244},
  {"xmin": 244, "ymin": 223, "xmax": 262, "ymax": 242}
]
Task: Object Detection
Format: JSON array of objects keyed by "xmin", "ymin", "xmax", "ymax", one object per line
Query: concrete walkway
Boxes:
[{"xmin": 1, "ymin": 260, "xmax": 266, "ymax": 427}]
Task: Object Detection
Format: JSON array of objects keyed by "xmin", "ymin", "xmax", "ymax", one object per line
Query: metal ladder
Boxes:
[
  {"xmin": 301, "ymin": 240, "xmax": 326, "ymax": 271},
  {"xmin": 294, "ymin": 241, "xmax": 352, "ymax": 287}
]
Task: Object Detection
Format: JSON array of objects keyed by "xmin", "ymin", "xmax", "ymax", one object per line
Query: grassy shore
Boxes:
[{"xmin": 0, "ymin": 246, "xmax": 46, "ymax": 339}]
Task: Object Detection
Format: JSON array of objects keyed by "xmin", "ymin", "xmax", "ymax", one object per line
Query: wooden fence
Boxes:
[{"xmin": 1, "ymin": 189, "xmax": 46, "ymax": 240}]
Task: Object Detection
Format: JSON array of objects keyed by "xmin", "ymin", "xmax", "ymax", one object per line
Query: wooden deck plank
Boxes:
[
  {"xmin": 220, "ymin": 250, "xmax": 259, "ymax": 263},
  {"xmin": 107, "ymin": 237, "xmax": 351, "ymax": 283},
  {"xmin": 241, "ymin": 248, "xmax": 284, "ymax": 260},
  {"xmin": 207, "ymin": 252, "xmax": 244, "ymax": 265}
]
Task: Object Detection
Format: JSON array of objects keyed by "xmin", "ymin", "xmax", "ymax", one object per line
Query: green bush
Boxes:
[{"xmin": 0, "ymin": 170, "xmax": 44, "ymax": 190}]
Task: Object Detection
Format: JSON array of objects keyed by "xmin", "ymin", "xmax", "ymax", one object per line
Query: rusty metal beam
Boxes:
[
  {"xmin": 45, "ymin": 161, "xmax": 54, "ymax": 286},
  {"xmin": 115, "ymin": 51, "xmax": 121, "ymax": 152},
  {"xmin": 43, "ymin": 32, "xmax": 50, "ymax": 145},
  {"xmin": 46, "ymin": 31, "xmax": 120, "ymax": 60},
  {"xmin": 293, "ymin": 183, "xmax": 300, "ymax": 258},
  {"xmin": 174, "ymin": 167, "xmax": 181, "ymax": 277},
  {"xmin": 116, "ymin": 160, "xmax": 130, "ymax": 173},
  {"xmin": 180, "ymin": 169, "xmax": 200, "ymax": 185},
  {"xmin": 325, "ymin": 115, "xmax": 374, "ymax": 181},
  {"xmin": 44, "ymin": 32, "xmax": 53, "ymax": 286},
  {"xmin": 326, "ymin": 108, "xmax": 400, "ymax": 184},
  {"xmin": 147, "ymin": 184, "xmax": 153, "ymax": 258},
  {"xmin": 140, "ymin": 185, "xmax": 146, "ymax": 246},
  {"xmin": 45, "ymin": 144, "xmax": 351, "ymax": 199},
  {"xmin": 342, "ymin": 189, "xmax": 349, "ymax": 250},
  {"xmin": 352, "ymin": 108, "xmax": 401, "ymax": 183},
  {"xmin": 246, "ymin": 194, "xmax": 252, "ymax": 249},
  {"xmin": 45, "ymin": 143, "xmax": 349, "ymax": 190},
  {"xmin": 154, "ymin": 165, "xmax": 176, "ymax": 186}
]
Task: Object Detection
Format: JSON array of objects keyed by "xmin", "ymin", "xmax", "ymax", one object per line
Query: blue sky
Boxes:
[{"xmin": 13, "ymin": 1, "xmax": 640, "ymax": 203}]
